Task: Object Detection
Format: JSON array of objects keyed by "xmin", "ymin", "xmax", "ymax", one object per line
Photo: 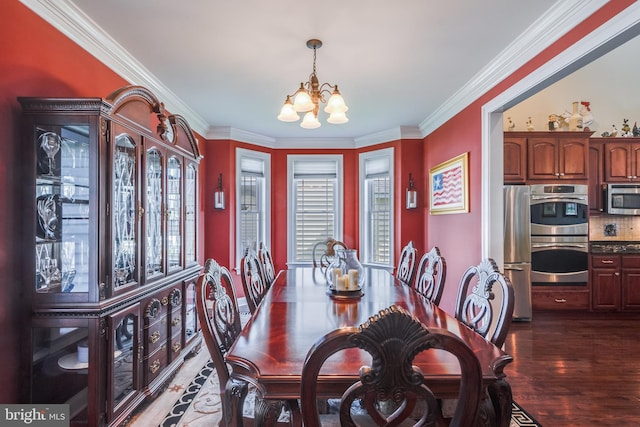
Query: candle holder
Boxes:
[{"xmin": 325, "ymin": 248, "xmax": 364, "ymax": 299}]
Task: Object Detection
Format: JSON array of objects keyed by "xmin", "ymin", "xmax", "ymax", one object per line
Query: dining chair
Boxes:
[
  {"xmin": 300, "ymin": 304, "xmax": 482, "ymax": 427},
  {"xmin": 413, "ymin": 246, "xmax": 446, "ymax": 306},
  {"xmin": 395, "ymin": 240, "xmax": 417, "ymax": 286},
  {"xmin": 257, "ymin": 242, "xmax": 276, "ymax": 287},
  {"xmin": 312, "ymin": 237, "xmax": 347, "ymax": 270},
  {"xmin": 240, "ymin": 248, "xmax": 269, "ymax": 314},
  {"xmin": 454, "ymin": 257, "xmax": 515, "ymax": 348},
  {"xmin": 196, "ymin": 258, "xmax": 300, "ymax": 426}
]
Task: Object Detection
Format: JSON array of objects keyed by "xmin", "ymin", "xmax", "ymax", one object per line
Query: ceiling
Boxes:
[{"xmin": 28, "ymin": 0, "xmax": 609, "ymax": 144}]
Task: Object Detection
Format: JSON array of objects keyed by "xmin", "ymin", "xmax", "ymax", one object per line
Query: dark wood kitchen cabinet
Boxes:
[
  {"xmin": 20, "ymin": 86, "xmax": 203, "ymax": 426},
  {"xmin": 602, "ymin": 137, "xmax": 640, "ymax": 182},
  {"xmin": 589, "ymin": 140, "xmax": 605, "ymax": 214},
  {"xmin": 527, "ymin": 131, "xmax": 592, "ymax": 181},
  {"xmin": 591, "ymin": 254, "xmax": 640, "ymax": 311},
  {"xmin": 532, "ymin": 286, "xmax": 590, "ymax": 310},
  {"xmin": 504, "ymin": 136, "xmax": 527, "ymax": 183}
]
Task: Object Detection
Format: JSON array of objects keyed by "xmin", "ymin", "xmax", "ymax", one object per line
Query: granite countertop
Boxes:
[{"xmin": 590, "ymin": 241, "xmax": 640, "ymax": 254}]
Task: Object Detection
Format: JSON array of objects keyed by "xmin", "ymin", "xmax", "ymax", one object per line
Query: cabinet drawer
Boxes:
[
  {"xmin": 144, "ymin": 315, "xmax": 168, "ymax": 355},
  {"xmin": 591, "ymin": 255, "xmax": 620, "ymax": 268},
  {"xmin": 169, "ymin": 332, "xmax": 182, "ymax": 363},
  {"xmin": 145, "ymin": 345, "xmax": 168, "ymax": 385},
  {"xmin": 622, "ymin": 255, "xmax": 640, "ymax": 268},
  {"xmin": 169, "ymin": 308, "xmax": 182, "ymax": 337},
  {"xmin": 532, "ymin": 289, "xmax": 589, "ymax": 310}
]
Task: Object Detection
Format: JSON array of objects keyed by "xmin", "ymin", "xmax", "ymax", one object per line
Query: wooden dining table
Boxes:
[{"xmin": 225, "ymin": 267, "xmax": 514, "ymax": 426}]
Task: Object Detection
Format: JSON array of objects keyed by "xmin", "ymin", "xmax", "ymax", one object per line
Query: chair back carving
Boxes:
[
  {"xmin": 414, "ymin": 246, "xmax": 446, "ymax": 305},
  {"xmin": 455, "ymin": 258, "xmax": 515, "ymax": 348},
  {"xmin": 396, "ymin": 241, "xmax": 417, "ymax": 286},
  {"xmin": 241, "ymin": 248, "xmax": 269, "ymax": 314},
  {"xmin": 257, "ymin": 242, "xmax": 276, "ymax": 286},
  {"xmin": 195, "ymin": 259, "xmax": 242, "ymax": 394},
  {"xmin": 312, "ymin": 237, "xmax": 348, "ymax": 270},
  {"xmin": 300, "ymin": 305, "xmax": 482, "ymax": 427}
]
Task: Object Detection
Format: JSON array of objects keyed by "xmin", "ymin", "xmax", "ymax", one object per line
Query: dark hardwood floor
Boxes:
[{"xmin": 504, "ymin": 310, "xmax": 640, "ymax": 426}]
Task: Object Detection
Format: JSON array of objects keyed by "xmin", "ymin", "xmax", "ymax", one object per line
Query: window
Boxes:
[
  {"xmin": 360, "ymin": 148, "xmax": 394, "ymax": 267},
  {"xmin": 236, "ymin": 149, "xmax": 270, "ymax": 268},
  {"xmin": 288, "ymin": 155, "xmax": 343, "ymax": 264}
]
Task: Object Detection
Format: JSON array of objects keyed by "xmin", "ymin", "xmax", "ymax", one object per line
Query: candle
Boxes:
[
  {"xmin": 336, "ymin": 276, "xmax": 348, "ymax": 291},
  {"xmin": 332, "ymin": 268, "xmax": 342, "ymax": 287},
  {"xmin": 348, "ymin": 269, "xmax": 359, "ymax": 290}
]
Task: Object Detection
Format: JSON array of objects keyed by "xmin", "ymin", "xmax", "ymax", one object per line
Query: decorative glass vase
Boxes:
[{"xmin": 325, "ymin": 248, "xmax": 364, "ymax": 292}]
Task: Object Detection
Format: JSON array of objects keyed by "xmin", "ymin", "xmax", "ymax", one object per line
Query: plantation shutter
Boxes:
[
  {"xmin": 365, "ymin": 156, "xmax": 391, "ymax": 264},
  {"xmin": 293, "ymin": 160, "xmax": 337, "ymax": 262}
]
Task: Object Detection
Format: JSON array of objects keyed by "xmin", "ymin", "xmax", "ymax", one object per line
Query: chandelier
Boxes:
[{"xmin": 277, "ymin": 39, "xmax": 349, "ymax": 129}]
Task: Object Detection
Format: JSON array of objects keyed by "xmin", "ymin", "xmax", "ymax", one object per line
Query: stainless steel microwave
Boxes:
[{"xmin": 606, "ymin": 184, "xmax": 640, "ymax": 215}]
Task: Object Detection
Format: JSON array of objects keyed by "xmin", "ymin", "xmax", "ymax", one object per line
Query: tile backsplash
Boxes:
[{"xmin": 590, "ymin": 215, "xmax": 640, "ymax": 240}]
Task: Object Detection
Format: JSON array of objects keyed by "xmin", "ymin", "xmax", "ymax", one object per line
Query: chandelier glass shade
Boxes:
[{"xmin": 277, "ymin": 39, "xmax": 348, "ymax": 128}]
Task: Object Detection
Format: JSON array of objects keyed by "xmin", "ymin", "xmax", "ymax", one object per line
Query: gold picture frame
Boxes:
[{"xmin": 429, "ymin": 152, "xmax": 469, "ymax": 215}]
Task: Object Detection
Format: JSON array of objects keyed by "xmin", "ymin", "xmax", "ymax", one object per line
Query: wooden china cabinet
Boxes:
[{"xmin": 19, "ymin": 86, "xmax": 203, "ymax": 426}]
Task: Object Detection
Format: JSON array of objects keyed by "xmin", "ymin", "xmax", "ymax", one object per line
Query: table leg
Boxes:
[
  {"xmin": 254, "ymin": 397, "xmax": 285, "ymax": 427},
  {"xmin": 488, "ymin": 379, "xmax": 513, "ymax": 427},
  {"xmin": 224, "ymin": 377, "xmax": 248, "ymax": 427}
]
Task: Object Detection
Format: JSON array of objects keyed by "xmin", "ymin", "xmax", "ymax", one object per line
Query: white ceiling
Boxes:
[{"xmin": 25, "ymin": 0, "xmax": 611, "ymax": 145}]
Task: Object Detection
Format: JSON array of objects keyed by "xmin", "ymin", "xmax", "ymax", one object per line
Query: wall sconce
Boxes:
[
  {"xmin": 214, "ymin": 173, "xmax": 225, "ymax": 210},
  {"xmin": 406, "ymin": 173, "xmax": 417, "ymax": 209}
]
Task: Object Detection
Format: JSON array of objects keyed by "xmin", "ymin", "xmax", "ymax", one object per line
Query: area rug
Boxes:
[{"xmin": 153, "ymin": 357, "xmax": 543, "ymax": 427}]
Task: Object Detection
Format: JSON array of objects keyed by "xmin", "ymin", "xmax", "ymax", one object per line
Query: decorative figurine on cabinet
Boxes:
[
  {"xmin": 507, "ymin": 117, "xmax": 515, "ymax": 131},
  {"xmin": 621, "ymin": 119, "xmax": 633, "ymax": 137},
  {"xmin": 526, "ymin": 117, "xmax": 534, "ymax": 131},
  {"xmin": 633, "ymin": 121, "xmax": 640, "ymax": 137},
  {"xmin": 611, "ymin": 124, "xmax": 618, "ymax": 137},
  {"xmin": 548, "ymin": 114, "xmax": 560, "ymax": 131},
  {"xmin": 580, "ymin": 101, "xmax": 593, "ymax": 131}
]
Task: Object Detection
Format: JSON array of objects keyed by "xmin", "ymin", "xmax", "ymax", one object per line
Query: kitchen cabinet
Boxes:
[
  {"xmin": 602, "ymin": 137, "xmax": 640, "ymax": 182},
  {"xmin": 531, "ymin": 285, "xmax": 590, "ymax": 310},
  {"xmin": 589, "ymin": 140, "xmax": 605, "ymax": 214},
  {"xmin": 19, "ymin": 85, "xmax": 203, "ymax": 426},
  {"xmin": 591, "ymin": 254, "xmax": 640, "ymax": 311},
  {"xmin": 527, "ymin": 131, "xmax": 592, "ymax": 181},
  {"xmin": 503, "ymin": 136, "xmax": 526, "ymax": 183}
]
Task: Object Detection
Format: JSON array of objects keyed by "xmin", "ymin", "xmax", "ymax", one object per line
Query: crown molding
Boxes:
[
  {"xmin": 419, "ymin": 0, "xmax": 609, "ymax": 137},
  {"xmin": 207, "ymin": 127, "xmax": 277, "ymax": 148},
  {"xmin": 354, "ymin": 126, "xmax": 422, "ymax": 148},
  {"xmin": 19, "ymin": 0, "xmax": 211, "ymax": 136}
]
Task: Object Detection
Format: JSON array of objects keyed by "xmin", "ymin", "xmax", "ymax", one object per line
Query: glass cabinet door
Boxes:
[
  {"xmin": 146, "ymin": 148, "xmax": 164, "ymax": 279},
  {"xmin": 112, "ymin": 133, "xmax": 139, "ymax": 291},
  {"xmin": 35, "ymin": 125, "xmax": 91, "ymax": 296},
  {"xmin": 184, "ymin": 163, "xmax": 197, "ymax": 266},
  {"xmin": 167, "ymin": 156, "xmax": 182, "ymax": 271},
  {"xmin": 108, "ymin": 303, "xmax": 140, "ymax": 421}
]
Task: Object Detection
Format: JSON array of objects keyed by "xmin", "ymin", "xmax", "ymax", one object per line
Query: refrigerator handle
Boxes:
[{"xmin": 504, "ymin": 266, "xmax": 525, "ymax": 271}]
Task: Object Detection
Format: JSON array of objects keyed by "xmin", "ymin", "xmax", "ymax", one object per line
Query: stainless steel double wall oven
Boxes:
[{"xmin": 530, "ymin": 184, "xmax": 588, "ymax": 285}]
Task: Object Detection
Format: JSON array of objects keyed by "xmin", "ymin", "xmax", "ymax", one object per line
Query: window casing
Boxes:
[
  {"xmin": 236, "ymin": 149, "xmax": 270, "ymax": 268},
  {"xmin": 359, "ymin": 148, "xmax": 394, "ymax": 268},
  {"xmin": 287, "ymin": 155, "xmax": 343, "ymax": 265}
]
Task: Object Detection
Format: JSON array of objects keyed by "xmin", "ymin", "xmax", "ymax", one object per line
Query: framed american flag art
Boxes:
[{"xmin": 429, "ymin": 152, "xmax": 469, "ymax": 215}]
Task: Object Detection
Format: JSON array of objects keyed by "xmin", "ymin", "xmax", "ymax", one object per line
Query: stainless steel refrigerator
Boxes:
[{"xmin": 504, "ymin": 185, "xmax": 532, "ymax": 321}]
